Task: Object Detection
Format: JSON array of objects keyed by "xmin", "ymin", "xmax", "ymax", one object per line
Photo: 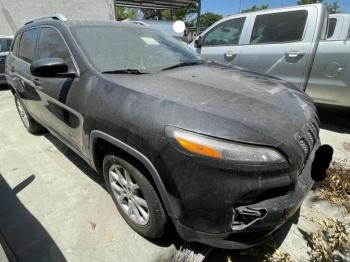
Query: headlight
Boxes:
[{"xmin": 167, "ymin": 127, "xmax": 287, "ymax": 164}]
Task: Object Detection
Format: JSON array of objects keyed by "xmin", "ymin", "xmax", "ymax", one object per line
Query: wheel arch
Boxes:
[{"xmin": 89, "ymin": 130, "xmax": 177, "ymax": 219}]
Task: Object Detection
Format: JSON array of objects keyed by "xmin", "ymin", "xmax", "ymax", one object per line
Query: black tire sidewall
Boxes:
[
  {"xmin": 103, "ymin": 154, "xmax": 167, "ymax": 238},
  {"xmin": 14, "ymin": 95, "xmax": 43, "ymax": 134}
]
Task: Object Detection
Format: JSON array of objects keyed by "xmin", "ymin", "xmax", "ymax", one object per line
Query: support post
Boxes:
[
  {"xmin": 196, "ymin": 0, "xmax": 201, "ymax": 35},
  {"xmin": 114, "ymin": 4, "xmax": 118, "ymax": 21}
]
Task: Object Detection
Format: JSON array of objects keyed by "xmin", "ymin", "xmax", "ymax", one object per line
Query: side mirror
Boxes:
[
  {"xmin": 194, "ymin": 36, "xmax": 202, "ymax": 48},
  {"xmin": 30, "ymin": 58, "xmax": 68, "ymax": 77}
]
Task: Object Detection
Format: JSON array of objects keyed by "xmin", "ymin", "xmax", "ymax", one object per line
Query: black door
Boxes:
[
  {"xmin": 15, "ymin": 28, "xmax": 44, "ymax": 120},
  {"xmin": 35, "ymin": 26, "xmax": 83, "ymax": 151}
]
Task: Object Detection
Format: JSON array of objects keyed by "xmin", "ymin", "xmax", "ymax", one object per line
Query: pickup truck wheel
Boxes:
[
  {"xmin": 14, "ymin": 96, "xmax": 44, "ymax": 134},
  {"xmin": 103, "ymin": 154, "xmax": 167, "ymax": 238}
]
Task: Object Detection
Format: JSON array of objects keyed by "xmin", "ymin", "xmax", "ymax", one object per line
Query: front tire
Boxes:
[
  {"xmin": 14, "ymin": 95, "xmax": 44, "ymax": 134},
  {"xmin": 103, "ymin": 154, "xmax": 167, "ymax": 238}
]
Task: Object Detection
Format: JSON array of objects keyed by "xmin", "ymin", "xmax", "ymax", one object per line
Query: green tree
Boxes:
[
  {"xmin": 241, "ymin": 4, "xmax": 269, "ymax": 13},
  {"xmin": 115, "ymin": 6, "xmax": 136, "ymax": 20},
  {"xmin": 297, "ymin": 0, "xmax": 340, "ymax": 13},
  {"xmin": 160, "ymin": 4, "xmax": 197, "ymax": 26},
  {"xmin": 326, "ymin": 1, "xmax": 340, "ymax": 13},
  {"xmin": 195, "ymin": 12, "xmax": 223, "ymax": 27}
]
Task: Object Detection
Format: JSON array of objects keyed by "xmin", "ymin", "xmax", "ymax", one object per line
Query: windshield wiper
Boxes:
[
  {"xmin": 101, "ymin": 69, "xmax": 147, "ymax": 74},
  {"xmin": 161, "ymin": 61, "xmax": 201, "ymax": 71}
]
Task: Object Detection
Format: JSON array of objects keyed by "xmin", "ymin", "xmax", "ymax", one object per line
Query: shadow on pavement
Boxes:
[
  {"xmin": 0, "ymin": 84, "xmax": 9, "ymax": 91},
  {"xmin": 316, "ymin": 104, "xmax": 350, "ymax": 134},
  {"xmin": 0, "ymin": 173, "xmax": 66, "ymax": 261},
  {"xmin": 205, "ymin": 209, "xmax": 300, "ymax": 262},
  {"xmin": 44, "ymin": 133, "xmax": 105, "ymax": 188}
]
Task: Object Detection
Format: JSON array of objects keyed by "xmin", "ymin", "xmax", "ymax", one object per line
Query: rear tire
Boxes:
[
  {"xmin": 14, "ymin": 95, "xmax": 44, "ymax": 134},
  {"xmin": 103, "ymin": 153, "xmax": 167, "ymax": 238}
]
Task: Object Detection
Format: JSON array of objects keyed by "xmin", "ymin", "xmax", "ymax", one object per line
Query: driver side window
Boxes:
[
  {"xmin": 38, "ymin": 27, "xmax": 70, "ymax": 62},
  {"xmin": 203, "ymin": 17, "xmax": 246, "ymax": 46}
]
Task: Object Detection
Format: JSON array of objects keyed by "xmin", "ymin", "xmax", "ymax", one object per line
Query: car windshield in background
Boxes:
[
  {"xmin": 0, "ymin": 38, "xmax": 12, "ymax": 53},
  {"xmin": 69, "ymin": 25, "xmax": 201, "ymax": 72}
]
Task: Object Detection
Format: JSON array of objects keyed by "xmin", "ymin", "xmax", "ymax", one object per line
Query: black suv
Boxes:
[{"xmin": 5, "ymin": 15, "xmax": 325, "ymax": 249}]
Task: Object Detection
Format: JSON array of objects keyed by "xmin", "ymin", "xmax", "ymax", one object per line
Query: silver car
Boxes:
[
  {"xmin": 191, "ymin": 4, "xmax": 350, "ymax": 108},
  {"xmin": 0, "ymin": 35, "xmax": 13, "ymax": 85}
]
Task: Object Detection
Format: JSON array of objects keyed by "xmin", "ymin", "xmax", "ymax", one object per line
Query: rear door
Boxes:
[
  {"xmin": 306, "ymin": 19, "xmax": 350, "ymax": 107},
  {"xmin": 35, "ymin": 26, "xmax": 83, "ymax": 150},
  {"xmin": 238, "ymin": 5, "xmax": 327, "ymax": 90},
  {"xmin": 195, "ymin": 15, "xmax": 248, "ymax": 65}
]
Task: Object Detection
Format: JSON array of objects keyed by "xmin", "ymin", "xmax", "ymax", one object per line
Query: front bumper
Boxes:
[{"xmin": 159, "ymin": 140, "xmax": 319, "ymax": 249}]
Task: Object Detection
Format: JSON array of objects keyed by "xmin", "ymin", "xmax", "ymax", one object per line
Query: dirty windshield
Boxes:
[{"xmin": 70, "ymin": 25, "xmax": 201, "ymax": 72}]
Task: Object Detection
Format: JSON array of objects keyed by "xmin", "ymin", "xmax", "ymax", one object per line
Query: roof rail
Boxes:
[{"xmin": 25, "ymin": 14, "xmax": 67, "ymax": 25}]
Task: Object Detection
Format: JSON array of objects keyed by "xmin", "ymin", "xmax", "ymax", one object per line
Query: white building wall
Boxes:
[{"xmin": 0, "ymin": 0, "xmax": 115, "ymax": 35}]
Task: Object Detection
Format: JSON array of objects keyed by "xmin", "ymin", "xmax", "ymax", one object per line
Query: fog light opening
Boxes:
[{"xmin": 231, "ymin": 207, "xmax": 267, "ymax": 231}]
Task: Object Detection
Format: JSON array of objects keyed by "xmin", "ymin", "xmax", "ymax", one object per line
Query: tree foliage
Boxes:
[
  {"xmin": 161, "ymin": 4, "xmax": 197, "ymax": 22},
  {"xmin": 326, "ymin": 1, "xmax": 341, "ymax": 14},
  {"xmin": 196, "ymin": 12, "xmax": 223, "ymax": 27},
  {"xmin": 241, "ymin": 4, "xmax": 269, "ymax": 13},
  {"xmin": 115, "ymin": 6, "xmax": 136, "ymax": 20},
  {"xmin": 297, "ymin": 0, "xmax": 340, "ymax": 14}
]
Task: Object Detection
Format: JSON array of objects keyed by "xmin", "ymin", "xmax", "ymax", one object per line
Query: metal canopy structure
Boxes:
[
  {"xmin": 114, "ymin": 0, "xmax": 201, "ymax": 34},
  {"xmin": 115, "ymin": 0, "xmax": 198, "ymax": 10}
]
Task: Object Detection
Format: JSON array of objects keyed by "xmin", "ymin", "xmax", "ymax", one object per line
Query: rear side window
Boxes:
[
  {"xmin": 19, "ymin": 28, "xmax": 38, "ymax": 63},
  {"xmin": 38, "ymin": 27, "xmax": 70, "ymax": 61},
  {"xmin": 250, "ymin": 10, "xmax": 308, "ymax": 44},
  {"xmin": 327, "ymin": 18, "xmax": 337, "ymax": 38},
  {"xmin": 203, "ymin": 17, "xmax": 246, "ymax": 46}
]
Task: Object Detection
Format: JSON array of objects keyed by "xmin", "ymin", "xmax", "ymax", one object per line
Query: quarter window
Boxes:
[
  {"xmin": 38, "ymin": 27, "xmax": 70, "ymax": 61},
  {"xmin": 18, "ymin": 29, "xmax": 38, "ymax": 63},
  {"xmin": 203, "ymin": 17, "xmax": 246, "ymax": 46},
  {"xmin": 327, "ymin": 18, "xmax": 337, "ymax": 39},
  {"xmin": 250, "ymin": 10, "xmax": 308, "ymax": 44},
  {"xmin": 11, "ymin": 34, "xmax": 21, "ymax": 55}
]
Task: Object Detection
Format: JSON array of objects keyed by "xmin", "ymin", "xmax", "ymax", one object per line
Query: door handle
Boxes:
[
  {"xmin": 286, "ymin": 51, "xmax": 305, "ymax": 59},
  {"xmin": 224, "ymin": 52, "xmax": 237, "ymax": 62}
]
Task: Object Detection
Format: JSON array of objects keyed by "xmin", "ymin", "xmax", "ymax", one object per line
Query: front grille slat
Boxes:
[
  {"xmin": 306, "ymin": 130, "xmax": 315, "ymax": 146},
  {"xmin": 298, "ymin": 138, "xmax": 310, "ymax": 158}
]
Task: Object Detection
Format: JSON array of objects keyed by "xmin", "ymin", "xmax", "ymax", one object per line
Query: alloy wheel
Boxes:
[{"xmin": 109, "ymin": 164, "xmax": 149, "ymax": 225}]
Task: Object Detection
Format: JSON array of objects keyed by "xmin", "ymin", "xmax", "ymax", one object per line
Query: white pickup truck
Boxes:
[{"xmin": 191, "ymin": 4, "xmax": 350, "ymax": 108}]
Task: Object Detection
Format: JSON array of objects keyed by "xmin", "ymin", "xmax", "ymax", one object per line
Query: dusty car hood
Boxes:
[{"xmin": 103, "ymin": 63, "xmax": 318, "ymax": 152}]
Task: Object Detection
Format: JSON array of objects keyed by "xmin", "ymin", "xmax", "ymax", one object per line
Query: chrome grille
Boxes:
[
  {"xmin": 312, "ymin": 122, "xmax": 319, "ymax": 135},
  {"xmin": 298, "ymin": 138, "xmax": 309, "ymax": 157},
  {"xmin": 306, "ymin": 130, "xmax": 315, "ymax": 146},
  {"xmin": 297, "ymin": 117, "xmax": 320, "ymax": 161}
]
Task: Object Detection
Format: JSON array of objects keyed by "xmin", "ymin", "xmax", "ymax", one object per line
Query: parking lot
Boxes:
[
  {"xmin": 0, "ymin": 86, "xmax": 349, "ymax": 262},
  {"xmin": 0, "ymin": 88, "xmax": 177, "ymax": 261}
]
